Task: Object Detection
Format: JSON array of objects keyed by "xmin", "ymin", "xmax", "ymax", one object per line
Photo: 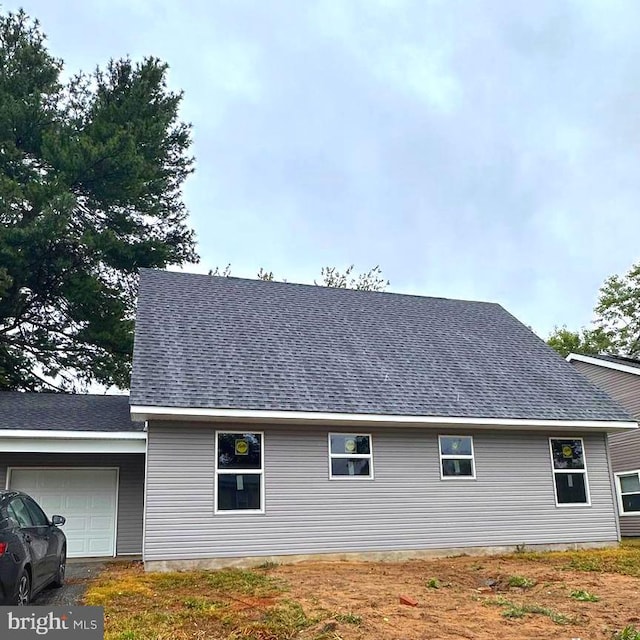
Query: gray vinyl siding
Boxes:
[
  {"xmin": 572, "ymin": 361, "xmax": 640, "ymax": 418},
  {"xmin": 144, "ymin": 423, "xmax": 618, "ymax": 562},
  {"xmin": 0, "ymin": 453, "xmax": 145, "ymax": 555},
  {"xmin": 571, "ymin": 361, "xmax": 640, "ymax": 536}
]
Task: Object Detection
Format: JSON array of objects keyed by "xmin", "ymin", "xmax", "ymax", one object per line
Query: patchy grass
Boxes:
[
  {"xmin": 426, "ymin": 578, "xmax": 440, "ymax": 589},
  {"xmin": 622, "ymin": 538, "xmax": 640, "ymax": 548},
  {"xmin": 484, "ymin": 596, "xmax": 572, "ymax": 625},
  {"xmin": 333, "ymin": 612, "xmax": 362, "ymax": 625},
  {"xmin": 615, "ymin": 626, "xmax": 640, "ymax": 640},
  {"xmin": 84, "ymin": 563, "xmax": 304, "ymax": 640},
  {"xmin": 507, "ymin": 575, "xmax": 535, "ymax": 589},
  {"xmin": 520, "ymin": 545, "xmax": 640, "ymax": 578},
  {"xmin": 239, "ymin": 600, "xmax": 312, "ymax": 639},
  {"xmin": 570, "ymin": 589, "xmax": 600, "ymax": 602}
]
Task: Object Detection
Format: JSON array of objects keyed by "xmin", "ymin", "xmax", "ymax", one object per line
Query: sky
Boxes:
[{"xmin": 7, "ymin": 0, "xmax": 640, "ymax": 337}]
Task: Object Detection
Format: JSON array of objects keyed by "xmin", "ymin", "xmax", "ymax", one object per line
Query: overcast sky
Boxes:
[{"xmin": 9, "ymin": 0, "xmax": 640, "ymax": 336}]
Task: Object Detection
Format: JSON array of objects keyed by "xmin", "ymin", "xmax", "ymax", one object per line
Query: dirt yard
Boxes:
[
  {"xmin": 278, "ymin": 552, "xmax": 640, "ymax": 640},
  {"xmin": 85, "ymin": 544, "xmax": 640, "ymax": 640}
]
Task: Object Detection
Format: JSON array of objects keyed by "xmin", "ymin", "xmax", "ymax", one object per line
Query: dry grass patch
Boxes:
[
  {"xmin": 84, "ymin": 562, "xmax": 317, "ymax": 640},
  {"xmin": 519, "ymin": 544, "xmax": 640, "ymax": 578}
]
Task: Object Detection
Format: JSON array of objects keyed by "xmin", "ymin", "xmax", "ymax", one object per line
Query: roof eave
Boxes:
[
  {"xmin": 130, "ymin": 405, "xmax": 637, "ymax": 433},
  {"xmin": 567, "ymin": 353, "xmax": 640, "ymax": 377},
  {"xmin": 0, "ymin": 429, "xmax": 146, "ymax": 454}
]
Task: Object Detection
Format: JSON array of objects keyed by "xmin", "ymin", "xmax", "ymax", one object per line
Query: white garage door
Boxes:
[{"xmin": 9, "ymin": 468, "xmax": 118, "ymax": 558}]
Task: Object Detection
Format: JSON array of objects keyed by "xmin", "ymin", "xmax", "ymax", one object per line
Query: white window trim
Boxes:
[
  {"xmin": 548, "ymin": 437, "xmax": 591, "ymax": 507},
  {"xmin": 438, "ymin": 435, "xmax": 476, "ymax": 480},
  {"xmin": 614, "ymin": 469, "xmax": 640, "ymax": 516},
  {"xmin": 214, "ymin": 430, "xmax": 265, "ymax": 515},
  {"xmin": 328, "ymin": 433, "xmax": 374, "ymax": 480}
]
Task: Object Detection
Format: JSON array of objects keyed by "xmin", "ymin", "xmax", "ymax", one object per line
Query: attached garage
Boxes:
[
  {"xmin": 8, "ymin": 468, "xmax": 119, "ymax": 558},
  {"xmin": 0, "ymin": 393, "xmax": 146, "ymax": 559}
]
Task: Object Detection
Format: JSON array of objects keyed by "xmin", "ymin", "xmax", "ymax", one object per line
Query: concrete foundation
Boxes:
[{"xmin": 143, "ymin": 540, "xmax": 618, "ymax": 572}]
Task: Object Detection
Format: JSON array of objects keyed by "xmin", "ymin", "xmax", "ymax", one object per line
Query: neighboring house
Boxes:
[
  {"xmin": 567, "ymin": 353, "xmax": 640, "ymax": 536},
  {"xmin": 0, "ymin": 393, "xmax": 145, "ymax": 558},
  {"xmin": 130, "ymin": 270, "xmax": 637, "ymax": 570}
]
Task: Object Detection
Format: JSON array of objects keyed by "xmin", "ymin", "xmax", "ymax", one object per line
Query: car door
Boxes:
[
  {"xmin": 7, "ymin": 498, "xmax": 49, "ymax": 591},
  {"xmin": 23, "ymin": 497, "xmax": 59, "ymax": 580}
]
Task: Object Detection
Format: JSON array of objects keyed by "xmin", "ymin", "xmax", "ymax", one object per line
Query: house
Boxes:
[
  {"xmin": 0, "ymin": 393, "xmax": 145, "ymax": 558},
  {"xmin": 129, "ymin": 270, "xmax": 637, "ymax": 570},
  {"xmin": 567, "ymin": 353, "xmax": 640, "ymax": 536}
]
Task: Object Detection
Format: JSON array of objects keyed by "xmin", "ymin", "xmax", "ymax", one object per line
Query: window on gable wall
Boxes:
[
  {"xmin": 616, "ymin": 470, "xmax": 640, "ymax": 514},
  {"xmin": 549, "ymin": 438, "xmax": 590, "ymax": 505},
  {"xmin": 215, "ymin": 432, "xmax": 264, "ymax": 512}
]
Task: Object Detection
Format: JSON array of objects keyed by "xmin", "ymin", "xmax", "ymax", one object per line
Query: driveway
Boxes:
[{"xmin": 34, "ymin": 561, "xmax": 106, "ymax": 606}]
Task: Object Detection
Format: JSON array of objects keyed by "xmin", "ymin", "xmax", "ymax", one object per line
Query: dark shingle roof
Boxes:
[
  {"xmin": 583, "ymin": 354, "xmax": 640, "ymax": 371},
  {"xmin": 0, "ymin": 393, "xmax": 143, "ymax": 431},
  {"xmin": 130, "ymin": 269, "xmax": 632, "ymax": 422}
]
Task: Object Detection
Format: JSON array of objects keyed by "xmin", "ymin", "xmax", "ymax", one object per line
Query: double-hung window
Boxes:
[
  {"xmin": 329, "ymin": 434, "xmax": 373, "ymax": 479},
  {"xmin": 615, "ymin": 470, "xmax": 640, "ymax": 515},
  {"xmin": 439, "ymin": 435, "xmax": 475, "ymax": 479},
  {"xmin": 549, "ymin": 438, "xmax": 590, "ymax": 505},
  {"xmin": 215, "ymin": 431, "xmax": 264, "ymax": 513}
]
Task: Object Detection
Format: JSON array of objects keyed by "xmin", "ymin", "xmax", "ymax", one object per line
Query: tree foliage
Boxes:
[
  {"xmin": 209, "ymin": 264, "xmax": 389, "ymax": 291},
  {"xmin": 547, "ymin": 262, "xmax": 640, "ymax": 358},
  {"xmin": 546, "ymin": 326, "xmax": 611, "ymax": 359},
  {"xmin": 0, "ymin": 10, "xmax": 197, "ymax": 390},
  {"xmin": 315, "ymin": 264, "xmax": 388, "ymax": 291}
]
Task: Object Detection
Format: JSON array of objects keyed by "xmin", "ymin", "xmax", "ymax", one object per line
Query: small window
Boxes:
[
  {"xmin": 215, "ymin": 432, "xmax": 264, "ymax": 513},
  {"xmin": 329, "ymin": 434, "xmax": 373, "ymax": 479},
  {"xmin": 549, "ymin": 438, "xmax": 590, "ymax": 505},
  {"xmin": 616, "ymin": 470, "xmax": 640, "ymax": 514},
  {"xmin": 439, "ymin": 436, "xmax": 475, "ymax": 479}
]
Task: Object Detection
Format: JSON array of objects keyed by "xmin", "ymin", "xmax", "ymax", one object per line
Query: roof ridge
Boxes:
[
  {"xmin": 139, "ymin": 268, "xmax": 503, "ymax": 307},
  {"xmin": 0, "ymin": 391, "xmax": 129, "ymax": 398}
]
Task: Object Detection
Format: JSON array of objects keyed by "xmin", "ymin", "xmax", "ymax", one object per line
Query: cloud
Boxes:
[{"xmin": 10, "ymin": 0, "xmax": 640, "ymax": 336}]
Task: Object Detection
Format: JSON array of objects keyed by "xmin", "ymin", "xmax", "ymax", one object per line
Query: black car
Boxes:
[{"xmin": 0, "ymin": 491, "xmax": 66, "ymax": 605}]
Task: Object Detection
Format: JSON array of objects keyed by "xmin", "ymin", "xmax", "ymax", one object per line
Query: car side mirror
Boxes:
[{"xmin": 51, "ymin": 515, "xmax": 65, "ymax": 526}]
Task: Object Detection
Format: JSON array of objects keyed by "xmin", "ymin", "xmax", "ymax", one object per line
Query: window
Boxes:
[
  {"xmin": 549, "ymin": 438, "xmax": 590, "ymax": 505},
  {"xmin": 24, "ymin": 498, "xmax": 49, "ymax": 526},
  {"xmin": 329, "ymin": 434, "xmax": 373, "ymax": 479},
  {"xmin": 7, "ymin": 498, "xmax": 34, "ymax": 528},
  {"xmin": 215, "ymin": 432, "xmax": 264, "ymax": 513},
  {"xmin": 616, "ymin": 470, "xmax": 640, "ymax": 515},
  {"xmin": 439, "ymin": 436, "xmax": 475, "ymax": 479}
]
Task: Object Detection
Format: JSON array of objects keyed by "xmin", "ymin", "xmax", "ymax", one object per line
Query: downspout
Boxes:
[
  {"xmin": 604, "ymin": 434, "xmax": 622, "ymax": 543},
  {"xmin": 142, "ymin": 421, "xmax": 149, "ymax": 566}
]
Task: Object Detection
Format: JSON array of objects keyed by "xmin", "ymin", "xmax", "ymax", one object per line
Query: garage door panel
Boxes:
[
  {"xmin": 41, "ymin": 495, "xmax": 65, "ymax": 511},
  {"xmin": 90, "ymin": 515, "xmax": 112, "ymax": 529},
  {"xmin": 9, "ymin": 468, "xmax": 117, "ymax": 558},
  {"xmin": 91, "ymin": 495, "xmax": 114, "ymax": 509}
]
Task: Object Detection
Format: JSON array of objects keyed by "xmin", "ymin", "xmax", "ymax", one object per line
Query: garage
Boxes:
[
  {"xmin": 0, "ymin": 392, "xmax": 146, "ymax": 558},
  {"xmin": 8, "ymin": 468, "xmax": 119, "ymax": 558}
]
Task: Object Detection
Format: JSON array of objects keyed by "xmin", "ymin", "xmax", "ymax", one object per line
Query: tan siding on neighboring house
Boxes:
[
  {"xmin": 0, "ymin": 453, "xmax": 145, "ymax": 555},
  {"xmin": 572, "ymin": 361, "xmax": 640, "ymax": 418},
  {"xmin": 144, "ymin": 423, "xmax": 618, "ymax": 563},
  {"xmin": 571, "ymin": 360, "xmax": 640, "ymax": 536}
]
